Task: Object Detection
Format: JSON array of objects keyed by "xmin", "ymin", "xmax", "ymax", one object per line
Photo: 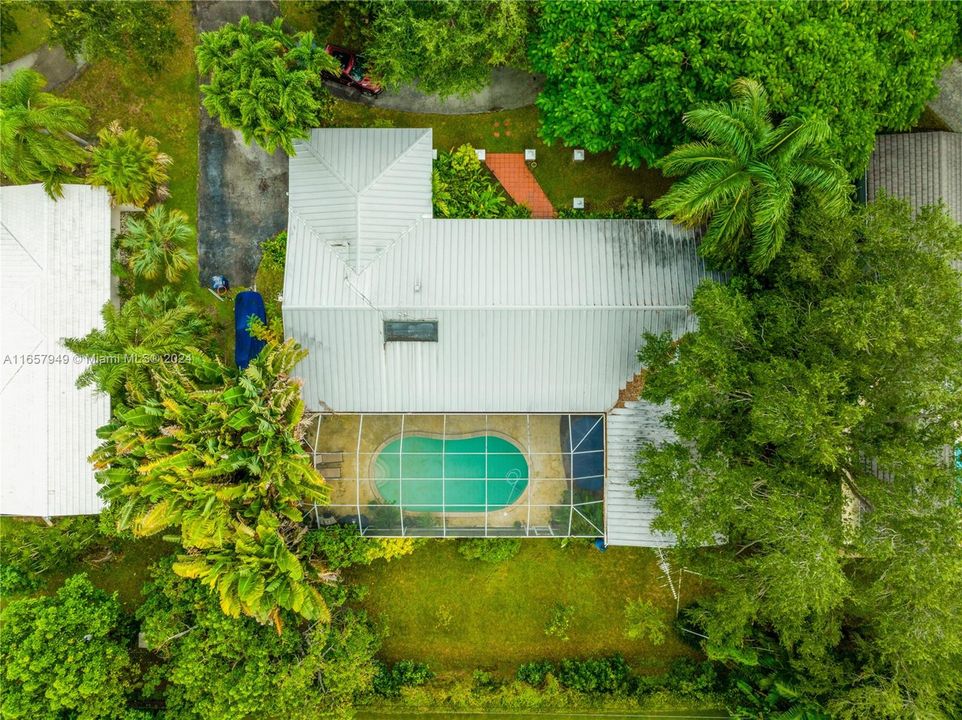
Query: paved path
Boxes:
[
  {"xmin": 325, "ymin": 66, "xmax": 542, "ymax": 115},
  {"xmin": 0, "ymin": 45, "xmax": 84, "ymax": 89},
  {"xmin": 484, "ymin": 153, "xmax": 555, "ymax": 218},
  {"xmin": 194, "ymin": 0, "xmax": 289, "ymax": 288}
]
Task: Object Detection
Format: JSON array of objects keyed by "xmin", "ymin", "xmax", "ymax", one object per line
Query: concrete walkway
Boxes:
[
  {"xmin": 484, "ymin": 153, "xmax": 555, "ymax": 218},
  {"xmin": 194, "ymin": 0, "xmax": 289, "ymax": 288},
  {"xmin": 0, "ymin": 45, "xmax": 84, "ymax": 89},
  {"xmin": 325, "ymin": 66, "xmax": 542, "ymax": 115}
]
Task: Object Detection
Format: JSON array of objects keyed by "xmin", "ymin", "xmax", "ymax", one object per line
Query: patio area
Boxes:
[{"xmin": 302, "ymin": 413, "xmax": 605, "ymax": 538}]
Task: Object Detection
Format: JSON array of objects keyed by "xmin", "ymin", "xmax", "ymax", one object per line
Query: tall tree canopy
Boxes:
[
  {"xmin": 363, "ymin": 0, "xmax": 533, "ymax": 97},
  {"xmin": 0, "ymin": 69, "xmax": 88, "ymax": 197},
  {"xmin": 93, "ymin": 326, "xmax": 330, "ymax": 629},
  {"xmin": 0, "ymin": 574, "xmax": 136, "ymax": 719},
  {"xmin": 35, "ymin": 0, "xmax": 176, "ymax": 70},
  {"xmin": 530, "ymin": 0, "xmax": 961, "ymax": 173},
  {"xmin": 88, "ymin": 121, "xmax": 171, "ymax": 207},
  {"xmin": 137, "ymin": 559, "xmax": 380, "ymax": 720},
  {"xmin": 195, "ymin": 16, "xmax": 340, "ymax": 155},
  {"xmin": 652, "ymin": 78, "xmax": 849, "ymax": 273},
  {"xmin": 634, "ymin": 197, "xmax": 962, "ymax": 717}
]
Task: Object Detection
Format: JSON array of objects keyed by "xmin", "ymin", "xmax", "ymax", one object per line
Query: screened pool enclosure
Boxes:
[{"xmin": 302, "ymin": 414, "xmax": 605, "ymax": 538}]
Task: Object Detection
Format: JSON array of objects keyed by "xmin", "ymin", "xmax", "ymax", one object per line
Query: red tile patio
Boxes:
[{"xmin": 484, "ymin": 153, "xmax": 556, "ymax": 219}]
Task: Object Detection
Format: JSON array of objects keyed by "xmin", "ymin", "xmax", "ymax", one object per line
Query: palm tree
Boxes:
[
  {"xmin": 652, "ymin": 78, "xmax": 850, "ymax": 273},
  {"xmin": 88, "ymin": 121, "xmax": 171, "ymax": 207},
  {"xmin": 0, "ymin": 69, "xmax": 89, "ymax": 197},
  {"xmin": 63, "ymin": 287, "xmax": 213, "ymax": 402},
  {"xmin": 120, "ymin": 205, "xmax": 196, "ymax": 283}
]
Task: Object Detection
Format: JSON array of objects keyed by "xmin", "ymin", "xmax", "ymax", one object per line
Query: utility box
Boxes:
[
  {"xmin": 572, "ymin": 197, "xmax": 585, "ymax": 209},
  {"xmin": 524, "ymin": 148, "xmax": 537, "ymax": 161},
  {"xmin": 573, "ymin": 149, "xmax": 585, "ymax": 162},
  {"xmin": 475, "ymin": 148, "xmax": 486, "ymax": 162}
]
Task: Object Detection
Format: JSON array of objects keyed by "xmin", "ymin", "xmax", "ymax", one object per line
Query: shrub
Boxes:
[
  {"xmin": 88, "ymin": 121, "xmax": 171, "ymax": 207},
  {"xmin": 372, "ymin": 659, "xmax": 434, "ymax": 698},
  {"xmin": 544, "ymin": 602, "xmax": 575, "ymax": 641},
  {"xmin": 664, "ymin": 658, "xmax": 719, "ymax": 700},
  {"xmin": 517, "ymin": 660, "xmax": 555, "ymax": 687},
  {"xmin": 305, "ymin": 524, "xmax": 422, "ymax": 570},
  {"xmin": 457, "ymin": 537, "xmax": 521, "ymax": 564},
  {"xmin": 556, "ymin": 655, "xmax": 632, "ymax": 694},
  {"xmin": 0, "ymin": 574, "xmax": 136, "ymax": 717},
  {"xmin": 624, "ymin": 598, "xmax": 669, "ymax": 645},
  {"xmin": 557, "ymin": 197, "xmax": 656, "ymax": 219},
  {"xmin": 472, "ymin": 669, "xmax": 497, "ymax": 690},
  {"xmin": 433, "ymin": 144, "xmax": 531, "ymax": 219},
  {"xmin": 259, "ymin": 230, "xmax": 287, "ymax": 270}
]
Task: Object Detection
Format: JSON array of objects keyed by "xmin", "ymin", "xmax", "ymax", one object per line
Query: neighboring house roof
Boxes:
[
  {"xmin": 866, "ymin": 131, "xmax": 962, "ymax": 223},
  {"xmin": 284, "ymin": 128, "xmax": 714, "ymax": 413},
  {"xmin": 0, "ymin": 184, "xmax": 112, "ymax": 517},
  {"xmin": 605, "ymin": 400, "xmax": 676, "ymax": 547}
]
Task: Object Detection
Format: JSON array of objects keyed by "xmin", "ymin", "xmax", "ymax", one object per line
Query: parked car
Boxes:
[{"xmin": 324, "ymin": 44, "xmax": 383, "ymax": 96}]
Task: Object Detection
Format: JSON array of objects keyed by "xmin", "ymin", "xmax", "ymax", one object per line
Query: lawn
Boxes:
[
  {"xmin": 348, "ymin": 540, "xmax": 702, "ymax": 676},
  {"xmin": 331, "ymin": 101, "xmax": 671, "ymax": 212},
  {"xmin": 58, "ymin": 1, "xmax": 199, "ymax": 226},
  {"xmin": 0, "ymin": 3, "xmax": 48, "ymax": 64},
  {"xmin": 40, "ymin": 535, "xmax": 173, "ymax": 613}
]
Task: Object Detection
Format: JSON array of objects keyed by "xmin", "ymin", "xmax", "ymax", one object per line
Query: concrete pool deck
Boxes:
[{"xmin": 304, "ymin": 413, "xmax": 599, "ymax": 534}]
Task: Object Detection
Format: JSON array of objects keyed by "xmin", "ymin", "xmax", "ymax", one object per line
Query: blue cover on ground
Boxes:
[{"xmin": 234, "ymin": 290, "xmax": 267, "ymax": 369}]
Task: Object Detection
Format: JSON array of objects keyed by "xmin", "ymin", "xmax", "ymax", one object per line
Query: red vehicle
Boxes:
[{"xmin": 324, "ymin": 44, "xmax": 383, "ymax": 96}]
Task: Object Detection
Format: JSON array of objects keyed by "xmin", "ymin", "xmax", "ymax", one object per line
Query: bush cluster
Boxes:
[
  {"xmin": 305, "ymin": 525, "xmax": 422, "ymax": 570},
  {"xmin": 372, "ymin": 660, "xmax": 434, "ymax": 698},
  {"xmin": 456, "ymin": 537, "xmax": 521, "ymax": 564}
]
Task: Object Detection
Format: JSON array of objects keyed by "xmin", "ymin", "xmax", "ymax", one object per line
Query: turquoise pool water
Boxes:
[{"xmin": 374, "ymin": 435, "xmax": 529, "ymax": 512}]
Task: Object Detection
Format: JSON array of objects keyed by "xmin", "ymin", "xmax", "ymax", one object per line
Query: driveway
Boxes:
[
  {"xmin": 325, "ymin": 66, "xmax": 542, "ymax": 115},
  {"xmin": 194, "ymin": 0, "xmax": 288, "ymax": 288}
]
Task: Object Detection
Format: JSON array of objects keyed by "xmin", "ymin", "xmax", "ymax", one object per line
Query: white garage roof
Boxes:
[
  {"xmin": 284, "ymin": 128, "xmax": 714, "ymax": 413},
  {"xmin": 1, "ymin": 184, "xmax": 112, "ymax": 516}
]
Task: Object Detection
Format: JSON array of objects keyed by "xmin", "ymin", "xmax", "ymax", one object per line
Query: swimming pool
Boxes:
[{"xmin": 373, "ymin": 435, "xmax": 529, "ymax": 512}]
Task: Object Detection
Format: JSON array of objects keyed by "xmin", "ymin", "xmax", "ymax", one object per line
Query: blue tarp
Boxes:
[
  {"xmin": 561, "ymin": 415, "xmax": 605, "ymax": 492},
  {"xmin": 234, "ymin": 290, "xmax": 267, "ymax": 369}
]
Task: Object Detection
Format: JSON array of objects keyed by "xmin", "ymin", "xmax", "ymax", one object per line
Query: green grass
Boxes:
[
  {"xmin": 58, "ymin": 1, "xmax": 199, "ymax": 226},
  {"xmin": 331, "ymin": 102, "xmax": 670, "ymax": 212},
  {"xmin": 1, "ymin": 4, "xmax": 48, "ymax": 64},
  {"xmin": 40, "ymin": 535, "xmax": 173, "ymax": 613},
  {"xmin": 348, "ymin": 540, "xmax": 702, "ymax": 676}
]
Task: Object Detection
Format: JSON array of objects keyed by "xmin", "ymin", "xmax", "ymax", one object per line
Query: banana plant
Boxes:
[
  {"xmin": 91, "ymin": 328, "xmax": 330, "ymax": 627},
  {"xmin": 173, "ymin": 511, "xmax": 332, "ymax": 633}
]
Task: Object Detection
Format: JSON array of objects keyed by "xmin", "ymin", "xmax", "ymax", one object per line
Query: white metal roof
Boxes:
[
  {"xmin": 289, "ymin": 128, "xmax": 433, "ymax": 272},
  {"xmin": 0, "ymin": 184, "xmax": 112, "ymax": 516},
  {"xmin": 605, "ymin": 400, "xmax": 676, "ymax": 547},
  {"xmin": 284, "ymin": 128, "xmax": 714, "ymax": 413}
]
